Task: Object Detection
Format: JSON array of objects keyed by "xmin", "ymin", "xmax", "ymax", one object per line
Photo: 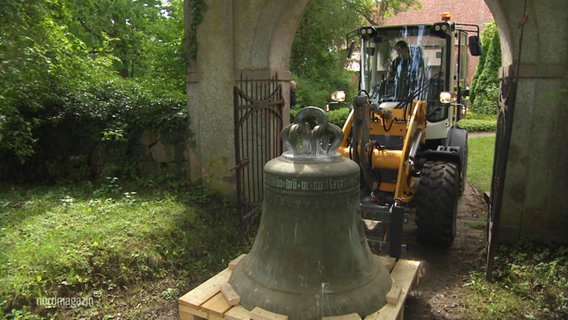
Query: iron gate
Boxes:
[
  {"xmin": 486, "ymin": 72, "xmax": 517, "ymax": 279},
  {"xmin": 233, "ymin": 75, "xmax": 284, "ymax": 243},
  {"xmin": 486, "ymin": 0, "xmax": 528, "ymax": 279}
]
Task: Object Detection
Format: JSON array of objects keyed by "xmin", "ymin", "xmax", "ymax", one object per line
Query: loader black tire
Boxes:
[{"xmin": 415, "ymin": 160, "xmax": 459, "ymax": 247}]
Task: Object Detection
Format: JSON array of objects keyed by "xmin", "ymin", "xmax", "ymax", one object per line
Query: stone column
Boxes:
[
  {"xmin": 184, "ymin": 0, "xmax": 311, "ymax": 193},
  {"xmin": 186, "ymin": 0, "xmax": 236, "ymax": 193},
  {"xmin": 488, "ymin": 0, "xmax": 568, "ymax": 243}
]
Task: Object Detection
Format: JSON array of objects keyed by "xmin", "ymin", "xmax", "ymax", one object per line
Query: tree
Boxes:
[
  {"xmin": 290, "ymin": 0, "xmax": 420, "ymax": 108},
  {"xmin": 376, "ymin": 0, "xmax": 421, "ymax": 20},
  {"xmin": 65, "ymin": 0, "xmax": 184, "ymax": 83},
  {"xmin": 470, "ymin": 22, "xmax": 501, "ymax": 114},
  {"xmin": 0, "ymin": 0, "xmax": 185, "ymax": 164},
  {"xmin": 0, "ymin": 0, "xmax": 108, "ymax": 160},
  {"xmin": 290, "ymin": 0, "xmax": 359, "ymax": 107}
]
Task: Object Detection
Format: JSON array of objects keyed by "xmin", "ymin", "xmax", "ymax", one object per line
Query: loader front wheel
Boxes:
[{"xmin": 415, "ymin": 160, "xmax": 459, "ymax": 247}]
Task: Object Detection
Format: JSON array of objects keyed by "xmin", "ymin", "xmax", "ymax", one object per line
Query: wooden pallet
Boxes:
[{"xmin": 179, "ymin": 254, "xmax": 421, "ymax": 320}]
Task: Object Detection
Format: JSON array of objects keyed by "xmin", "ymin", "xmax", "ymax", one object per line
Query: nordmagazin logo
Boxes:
[{"xmin": 36, "ymin": 296, "xmax": 95, "ymax": 309}]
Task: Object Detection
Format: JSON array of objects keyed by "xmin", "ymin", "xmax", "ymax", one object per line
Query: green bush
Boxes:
[
  {"xmin": 60, "ymin": 79, "xmax": 187, "ymax": 131},
  {"xmin": 470, "ymin": 22, "xmax": 501, "ymax": 115},
  {"xmin": 0, "ymin": 79, "xmax": 187, "ymax": 183},
  {"xmin": 471, "ymin": 86, "xmax": 500, "ymax": 115},
  {"xmin": 294, "ymin": 70, "xmax": 358, "ymax": 110},
  {"xmin": 459, "ymin": 112, "xmax": 497, "ymax": 132},
  {"xmin": 327, "ymin": 107, "xmax": 351, "ymax": 128},
  {"xmin": 0, "ymin": 0, "xmax": 186, "ymax": 170}
]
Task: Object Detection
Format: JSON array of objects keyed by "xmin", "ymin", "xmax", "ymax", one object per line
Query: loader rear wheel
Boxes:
[{"xmin": 415, "ymin": 160, "xmax": 459, "ymax": 247}]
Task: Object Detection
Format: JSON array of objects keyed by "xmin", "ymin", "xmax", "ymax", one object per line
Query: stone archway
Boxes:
[
  {"xmin": 185, "ymin": 0, "xmax": 568, "ymax": 246},
  {"xmin": 184, "ymin": 0, "xmax": 311, "ymax": 193}
]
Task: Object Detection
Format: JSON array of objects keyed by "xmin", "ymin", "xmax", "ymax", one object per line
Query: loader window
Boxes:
[
  {"xmin": 361, "ymin": 26, "xmax": 446, "ymax": 103},
  {"xmin": 359, "ymin": 25, "xmax": 450, "ymax": 122}
]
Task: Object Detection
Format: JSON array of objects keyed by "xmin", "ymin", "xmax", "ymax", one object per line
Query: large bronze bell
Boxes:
[{"xmin": 229, "ymin": 107, "xmax": 392, "ymax": 319}]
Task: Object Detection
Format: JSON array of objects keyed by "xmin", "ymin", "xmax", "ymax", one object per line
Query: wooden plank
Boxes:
[
  {"xmin": 179, "ymin": 309, "xmax": 204, "ymax": 320},
  {"xmin": 228, "ymin": 254, "xmax": 247, "ymax": 270},
  {"xmin": 322, "ymin": 312, "xmax": 362, "ymax": 319},
  {"xmin": 225, "ymin": 305, "xmax": 251, "ymax": 320},
  {"xmin": 207, "ymin": 313, "xmax": 224, "ymax": 320},
  {"xmin": 179, "ymin": 255, "xmax": 421, "ymax": 320},
  {"xmin": 201, "ymin": 292, "xmax": 231, "ymax": 316},
  {"xmin": 179, "ymin": 302, "xmax": 208, "ymax": 319},
  {"xmin": 389, "ymin": 260, "xmax": 421, "ymax": 294},
  {"xmin": 366, "ymin": 259, "xmax": 421, "ymax": 320},
  {"xmin": 179, "ymin": 268, "xmax": 232, "ymax": 308},
  {"xmin": 385, "ymin": 283, "xmax": 402, "ymax": 305},
  {"xmin": 179, "ymin": 313, "xmax": 206, "ymax": 320},
  {"xmin": 250, "ymin": 307, "xmax": 288, "ymax": 320},
  {"xmin": 220, "ymin": 282, "xmax": 241, "ymax": 306}
]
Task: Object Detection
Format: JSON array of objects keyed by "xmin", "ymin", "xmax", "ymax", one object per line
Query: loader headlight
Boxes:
[
  {"xmin": 439, "ymin": 91, "xmax": 456, "ymax": 104},
  {"xmin": 431, "ymin": 22, "xmax": 451, "ymax": 37},
  {"xmin": 359, "ymin": 27, "xmax": 376, "ymax": 37},
  {"xmin": 331, "ymin": 90, "xmax": 346, "ymax": 102}
]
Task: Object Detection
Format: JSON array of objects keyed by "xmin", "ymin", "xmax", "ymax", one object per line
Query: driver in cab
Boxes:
[{"xmin": 388, "ymin": 40, "xmax": 422, "ymax": 100}]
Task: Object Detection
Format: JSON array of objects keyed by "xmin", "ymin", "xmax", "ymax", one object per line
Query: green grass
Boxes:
[
  {"xmin": 0, "ymin": 179, "xmax": 244, "ymax": 319},
  {"xmin": 464, "ymin": 131, "xmax": 567, "ymax": 320},
  {"xmin": 462, "ymin": 241, "xmax": 568, "ymax": 320},
  {"xmin": 468, "ymin": 135, "xmax": 495, "ymax": 193},
  {"xmin": 466, "ymin": 220, "xmax": 487, "ymax": 230}
]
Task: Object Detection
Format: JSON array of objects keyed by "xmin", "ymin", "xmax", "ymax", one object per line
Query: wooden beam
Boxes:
[
  {"xmin": 366, "ymin": 260, "xmax": 421, "ymax": 320},
  {"xmin": 228, "ymin": 254, "xmax": 247, "ymax": 270},
  {"xmin": 220, "ymin": 282, "xmax": 241, "ymax": 306},
  {"xmin": 250, "ymin": 307, "xmax": 288, "ymax": 320},
  {"xmin": 178, "ymin": 268, "xmax": 231, "ymax": 308}
]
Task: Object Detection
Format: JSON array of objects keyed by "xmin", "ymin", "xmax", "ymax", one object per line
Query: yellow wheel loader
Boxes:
[{"xmin": 337, "ymin": 15, "xmax": 482, "ymax": 257}]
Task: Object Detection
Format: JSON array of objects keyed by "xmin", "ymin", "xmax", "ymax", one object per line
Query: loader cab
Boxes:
[{"xmin": 349, "ymin": 19, "xmax": 481, "ymax": 141}]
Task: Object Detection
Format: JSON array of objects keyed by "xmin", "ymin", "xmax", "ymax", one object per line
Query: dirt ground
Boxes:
[{"xmin": 402, "ymin": 180, "xmax": 489, "ymax": 320}]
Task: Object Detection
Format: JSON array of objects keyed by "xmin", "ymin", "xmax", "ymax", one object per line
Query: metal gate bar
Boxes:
[
  {"xmin": 486, "ymin": 72, "xmax": 516, "ymax": 280},
  {"xmin": 234, "ymin": 74, "xmax": 284, "ymax": 243}
]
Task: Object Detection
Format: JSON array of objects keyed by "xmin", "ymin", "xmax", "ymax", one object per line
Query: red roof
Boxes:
[{"xmin": 382, "ymin": 0, "xmax": 493, "ymax": 28}]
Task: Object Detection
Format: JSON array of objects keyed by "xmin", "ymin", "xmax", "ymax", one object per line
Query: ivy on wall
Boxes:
[{"xmin": 187, "ymin": 0, "xmax": 207, "ymax": 59}]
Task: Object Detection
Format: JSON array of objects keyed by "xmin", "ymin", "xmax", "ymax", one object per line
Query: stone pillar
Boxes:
[
  {"xmin": 487, "ymin": 0, "xmax": 568, "ymax": 244},
  {"xmin": 186, "ymin": 0, "xmax": 236, "ymax": 193},
  {"xmin": 184, "ymin": 0, "xmax": 310, "ymax": 194}
]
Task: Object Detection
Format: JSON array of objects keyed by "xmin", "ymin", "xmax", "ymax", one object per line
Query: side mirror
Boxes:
[
  {"xmin": 468, "ymin": 35, "xmax": 482, "ymax": 56},
  {"xmin": 347, "ymin": 41, "xmax": 355, "ymax": 59}
]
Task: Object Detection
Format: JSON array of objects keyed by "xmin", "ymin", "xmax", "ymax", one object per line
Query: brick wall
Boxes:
[{"xmin": 382, "ymin": 0, "xmax": 493, "ymax": 26}]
